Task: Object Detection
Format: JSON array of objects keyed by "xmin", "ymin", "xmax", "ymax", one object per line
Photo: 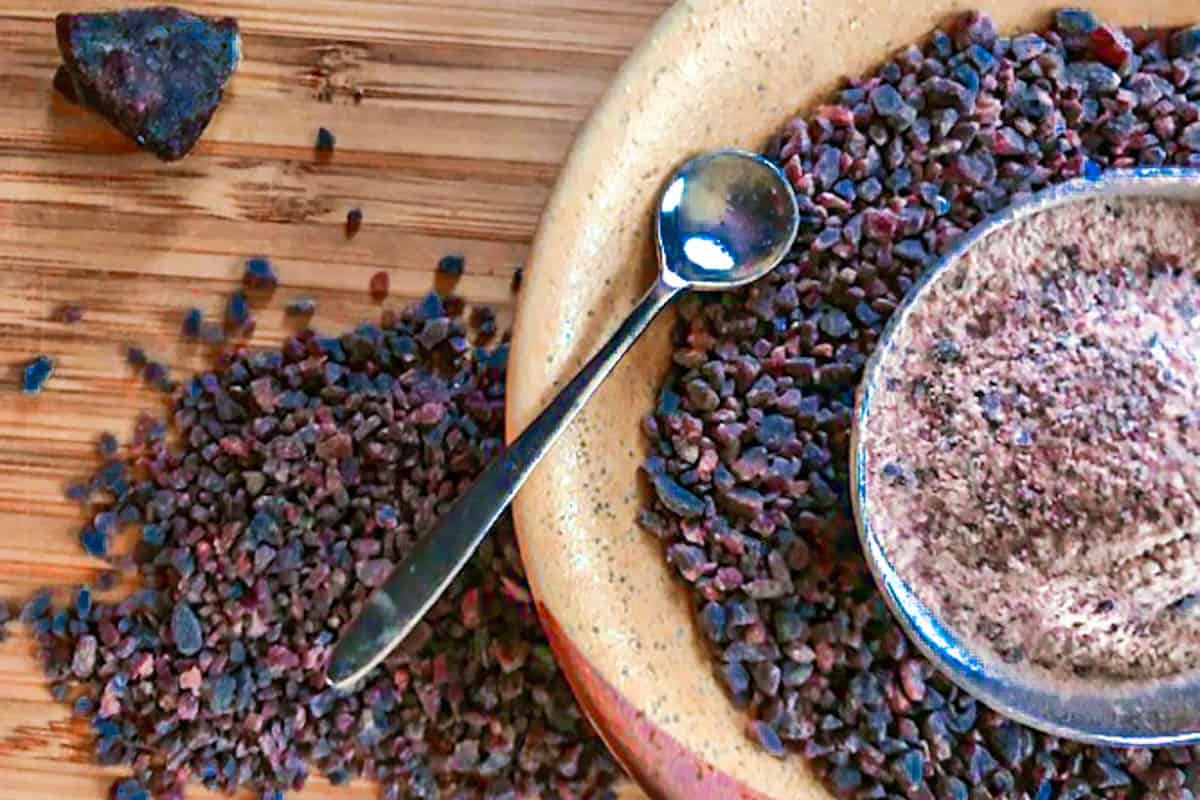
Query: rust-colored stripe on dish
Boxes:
[{"xmin": 536, "ymin": 602, "xmax": 771, "ymax": 800}]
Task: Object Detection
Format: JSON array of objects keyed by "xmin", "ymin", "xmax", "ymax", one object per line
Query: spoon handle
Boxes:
[{"xmin": 327, "ymin": 278, "xmax": 682, "ymax": 688}]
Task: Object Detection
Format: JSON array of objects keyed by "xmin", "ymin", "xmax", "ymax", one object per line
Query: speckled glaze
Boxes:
[{"xmin": 507, "ymin": 2, "xmax": 1200, "ymax": 798}]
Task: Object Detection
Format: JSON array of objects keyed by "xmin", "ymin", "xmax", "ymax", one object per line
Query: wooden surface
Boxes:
[{"xmin": 0, "ymin": 1, "xmax": 669, "ymax": 797}]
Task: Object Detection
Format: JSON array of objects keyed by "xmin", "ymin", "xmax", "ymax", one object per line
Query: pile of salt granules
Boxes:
[
  {"xmin": 642, "ymin": 9, "xmax": 1200, "ymax": 800},
  {"xmin": 28, "ymin": 293, "xmax": 618, "ymax": 799}
]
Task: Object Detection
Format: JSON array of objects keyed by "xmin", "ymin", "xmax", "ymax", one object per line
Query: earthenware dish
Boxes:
[{"xmin": 508, "ymin": 2, "xmax": 1200, "ymax": 798}]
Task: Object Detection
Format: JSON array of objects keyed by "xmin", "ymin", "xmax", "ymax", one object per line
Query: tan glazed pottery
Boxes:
[{"xmin": 507, "ymin": 1, "xmax": 1200, "ymax": 797}]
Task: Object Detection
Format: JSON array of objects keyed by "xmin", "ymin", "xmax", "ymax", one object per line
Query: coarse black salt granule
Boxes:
[
  {"xmin": 54, "ymin": 7, "xmax": 240, "ymax": 161},
  {"xmin": 437, "ymin": 254, "xmax": 465, "ymax": 277},
  {"xmin": 225, "ymin": 289, "xmax": 253, "ymax": 336},
  {"xmin": 243, "ymin": 257, "xmax": 278, "ymax": 291},
  {"xmin": 181, "ymin": 308, "xmax": 203, "ymax": 339},
  {"xmin": 22, "ymin": 355, "xmax": 55, "ymax": 393}
]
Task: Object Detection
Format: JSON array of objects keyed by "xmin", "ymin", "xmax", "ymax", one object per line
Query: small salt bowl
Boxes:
[{"xmin": 852, "ymin": 167, "xmax": 1200, "ymax": 747}]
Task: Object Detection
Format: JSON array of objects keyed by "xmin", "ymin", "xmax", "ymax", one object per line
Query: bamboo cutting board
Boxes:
[{"xmin": 0, "ymin": 1, "xmax": 668, "ymax": 796}]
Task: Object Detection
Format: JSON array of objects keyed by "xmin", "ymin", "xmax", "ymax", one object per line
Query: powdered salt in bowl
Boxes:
[{"xmin": 854, "ymin": 169, "xmax": 1200, "ymax": 748}]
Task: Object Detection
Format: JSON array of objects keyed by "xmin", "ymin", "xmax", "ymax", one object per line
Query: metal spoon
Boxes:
[{"xmin": 327, "ymin": 149, "xmax": 799, "ymax": 688}]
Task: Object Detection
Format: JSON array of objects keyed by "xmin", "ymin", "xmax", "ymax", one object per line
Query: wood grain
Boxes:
[{"xmin": 0, "ymin": 1, "xmax": 668, "ymax": 796}]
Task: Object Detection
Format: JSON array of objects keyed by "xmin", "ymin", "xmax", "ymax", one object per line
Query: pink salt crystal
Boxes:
[
  {"xmin": 249, "ymin": 376, "xmax": 277, "ymax": 412},
  {"xmin": 218, "ymin": 436, "xmax": 249, "ymax": 457},
  {"xmin": 499, "ymin": 576, "xmax": 530, "ymax": 604},
  {"xmin": 413, "ymin": 402, "xmax": 444, "ymax": 425},
  {"xmin": 432, "ymin": 654, "xmax": 451, "ymax": 686},
  {"xmin": 715, "ymin": 566, "xmax": 744, "ymax": 591},
  {"xmin": 696, "ymin": 448, "xmax": 718, "ymax": 481},
  {"xmin": 816, "ymin": 104, "xmax": 855, "ymax": 127},
  {"xmin": 487, "ymin": 724, "xmax": 516, "ymax": 754},
  {"xmin": 991, "ymin": 127, "xmax": 1025, "ymax": 156},
  {"xmin": 1090, "ymin": 24, "xmax": 1134, "ymax": 68},
  {"xmin": 744, "ymin": 621, "xmax": 768, "ymax": 646},
  {"xmin": 815, "ymin": 641, "xmax": 837, "ymax": 673},
  {"xmin": 177, "ymin": 693, "xmax": 199, "ymax": 720},
  {"xmin": 560, "ymin": 743, "xmax": 584, "ymax": 779},
  {"xmin": 792, "ymin": 172, "xmax": 815, "ymax": 196},
  {"xmin": 460, "ymin": 588, "xmax": 482, "ymax": 629},
  {"xmin": 266, "ymin": 644, "xmax": 300, "ymax": 671},
  {"xmin": 680, "ymin": 519, "xmax": 705, "ymax": 545},
  {"xmin": 815, "ymin": 192, "xmax": 851, "ymax": 213},
  {"xmin": 899, "ymin": 658, "xmax": 927, "ymax": 703},
  {"xmin": 99, "ymin": 620, "xmax": 120, "ymax": 647},
  {"xmin": 352, "ymin": 539, "xmax": 382, "ymax": 558},
  {"xmin": 885, "ymin": 678, "xmax": 911, "ymax": 715},
  {"xmin": 131, "ymin": 651, "xmax": 155, "ymax": 678},
  {"xmin": 417, "ymin": 684, "xmax": 441, "ymax": 718},
  {"xmin": 493, "ymin": 640, "xmax": 530, "ymax": 674},
  {"xmin": 301, "ymin": 647, "xmax": 323, "ymax": 671},
  {"xmin": 247, "ymin": 610, "xmax": 268, "ymax": 638},
  {"xmin": 732, "ymin": 449, "xmax": 769, "ymax": 482},
  {"xmin": 315, "ymin": 431, "xmax": 353, "ymax": 460},
  {"xmin": 99, "ymin": 688, "xmax": 121, "ymax": 718},
  {"xmin": 783, "ymin": 155, "xmax": 804, "ymax": 188},
  {"xmin": 179, "ymin": 666, "xmax": 202, "ymax": 692},
  {"xmin": 750, "ymin": 512, "xmax": 778, "ymax": 536},
  {"xmin": 863, "ymin": 208, "xmax": 901, "ymax": 241},
  {"xmin": 356, "ymin": 559, "xmax": 393, "ymax": 588}
]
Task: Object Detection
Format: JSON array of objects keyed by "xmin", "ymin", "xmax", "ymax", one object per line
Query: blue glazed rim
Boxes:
[{"xmin": 851, "ymin": 166, "xmax": 1200, "ymax": 747}]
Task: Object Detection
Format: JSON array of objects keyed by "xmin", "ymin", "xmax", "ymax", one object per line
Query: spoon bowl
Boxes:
[{"xmin": 657, "ymin": 149, "xmax": 799, "ymax": 289}]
